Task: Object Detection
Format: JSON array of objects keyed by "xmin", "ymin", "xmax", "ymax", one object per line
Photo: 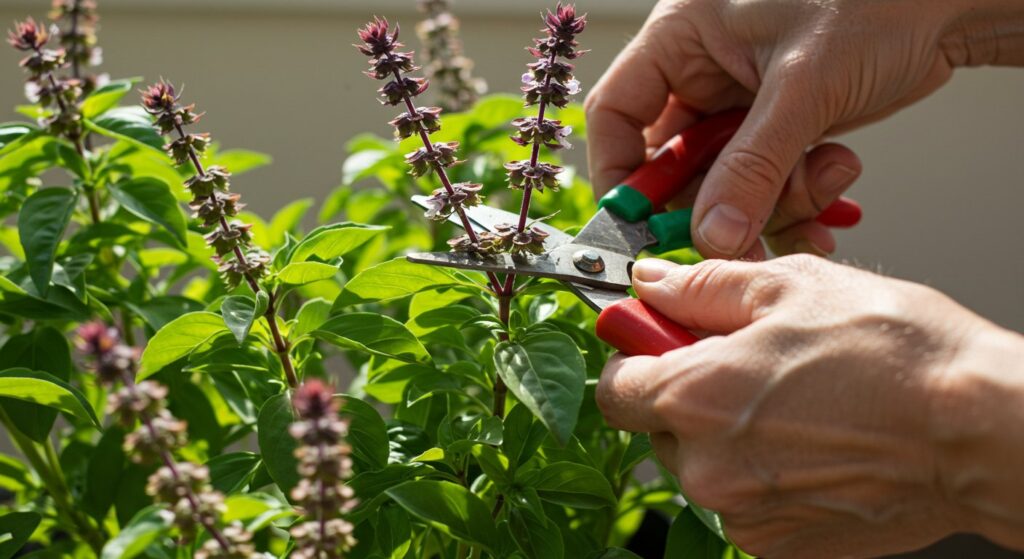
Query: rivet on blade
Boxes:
[{"xmin": 573, "ymin": 249, "xmax": 605, "ymax": 274}]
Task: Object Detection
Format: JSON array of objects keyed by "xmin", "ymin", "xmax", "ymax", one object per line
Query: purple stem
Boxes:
[
  {"xmin": 170, "ymin": 121, "xmax": 299, "ymax": 388},
  {"xmin": 387, "ymin": 64, "xmax": 506, "ymax": 294}
]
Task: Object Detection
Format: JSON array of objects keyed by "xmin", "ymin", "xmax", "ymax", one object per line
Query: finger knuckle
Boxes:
[{"xmin": 717, "ymin": 148, "xmax": 788, "ymax": 200}]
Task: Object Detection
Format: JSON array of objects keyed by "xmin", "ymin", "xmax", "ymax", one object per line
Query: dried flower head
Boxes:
[
  {"xmin": 50, "ymin": 0, "xmax": 104, "ymax": 93},
  {"xmin": 423, "ymin": 182, "xmax": 482, "ymax": 221},
  {"xmin": 76, "ymin": 322, "xmax": 139, "ymax": 385},
  {"xmin": 415, "ymin": 0, "xmax": 487, "ymax": 112},
  {"xmin": 7, "ymin": 18, "xmax": 49, "ymax": 51},
  {"xmin": 289, "ymin": 381, "xmax": 358, "ymax": 557}
]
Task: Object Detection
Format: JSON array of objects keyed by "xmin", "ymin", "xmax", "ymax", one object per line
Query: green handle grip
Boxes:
[{"xmin": 647, "ymin": 209, "xmax": 693, "ymax": 254}]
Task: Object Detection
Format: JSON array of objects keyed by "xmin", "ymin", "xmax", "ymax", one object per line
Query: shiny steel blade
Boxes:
[
  {"xmin": 407, "ymin": 241, "xmax": 635, "ymax": 292},
  {"xmin": 566, "ymin": 282, "xmax": 628, "ymax": 312},
  {"xmin": 572, "ymin": 208, "xmax": 657, "ymax": 258},
  {"xmin": 410, "ymin": 195, "xmax": 574, "ymax": 248}
]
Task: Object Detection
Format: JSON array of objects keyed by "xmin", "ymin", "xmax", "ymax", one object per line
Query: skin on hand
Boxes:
[
  {"xmin": 584, "ymin": 0, "xmax": 1024, "ymax": 260},
  {"xmin": 596, "ymin": 256, "xmax": 1024, "ymax": 558}
]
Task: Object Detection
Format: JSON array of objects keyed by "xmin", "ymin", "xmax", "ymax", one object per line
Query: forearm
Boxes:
[
  {"xmin": 934, "ymin": 322, "xmax": 1024, "ymax": 549},
  {"xmin": 944, "ymin": 0, "xmax": 1024, "ymax": 67}
]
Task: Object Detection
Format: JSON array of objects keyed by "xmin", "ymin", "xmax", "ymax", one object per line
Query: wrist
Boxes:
[
  {"xmin": 943, "ymin": 0, "xmax": 1024, "ymax": 67},
  {"xmin": 930, "ymin": 321, "xmax": 1024, "ymax": 549}
]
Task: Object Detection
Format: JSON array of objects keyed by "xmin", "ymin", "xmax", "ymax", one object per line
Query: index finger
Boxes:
[{"xmin": 584, "ymin": 31, "xmax": 672, "ymax": 195}]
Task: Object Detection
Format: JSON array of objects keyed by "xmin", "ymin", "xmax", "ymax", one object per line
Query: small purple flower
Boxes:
[
  {"xmin": 423, "ymin": 182, "xmax": 483, "ymax": 220},
  {"xmin": 378, "ymin": 77, "xmax": 429, "ymax": 106},
  {"xmin": 389, "ymin": 106, "xmax": 442, "ymax": 139},
  {"xmin": 405, "ymin": 141, "xmax": 460, "ymax": 177},
  {"xmin": 504, "ymin": 160, "xmax": 563, "ymax": 192}
]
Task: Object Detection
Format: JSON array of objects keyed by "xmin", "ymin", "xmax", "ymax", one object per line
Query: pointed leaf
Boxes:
[
  {"xmin": 18, "ymin": 188, "xmax": 77, "ymax": 295},
  {"xmin": 0, "ymin": 511, "xmax": 41, "ymax": 559},
  {"xmin": 109, "ymin": 177, "xmax": 188, "ymax": 247},
  {"xmin": 256, "ymin": 393, "xmax": 299, "ymax": 495},
  {"xmin": 334, "ymin": 257, "xmax": 478, "ymax": 308},
  {"xmin": 665, "ymin": 506, "xmax": 732, "ymax": 559},
  {"xmin": 312, "ymin": 313, "xmax": 429, "ymax": 364},
  {"xmin": 276, "ymin": 261, "xmax": 339, "ymax": 286},
  {"xmin": 518, "ymin": 462, "xmax": 616, "ymax": 509},
  {"xmin": 81, "ymin": 79, "xmax": 136, "ymax": 119},
  {"xmin": 221, "ymin": 293, "xmax": 268, "ymax": 344},
  {"xmin": 138, "ymin": 312, "xmax": 229, "ymax": 379},
  {"xmin": 100, "ymin": 505, "xmax": 172, "ymax": 559},
  {"xmin": 494, "ymin": 331, "xmax": 585, "ymax": 445},
  {"xmin": 0, "ymin": 368, "xmax": 99, "ymax": 427},
  {"xmin": 340, "ymin": 395, "xmax": 389, "ymax": 471},
  {"xmin": 289, "ymin": 223, "xmax": 387, "ymax": 263},
  {"xmin": 385, "ymin": 480, "xmax": 499, "ymax": 551},
  {"xmin": 0, "ymin": 326, "xmax": 72, "ymax": 442},
  {"xmin": 87, "ymin": 107, "xmax": 165, "ymax": 151}
]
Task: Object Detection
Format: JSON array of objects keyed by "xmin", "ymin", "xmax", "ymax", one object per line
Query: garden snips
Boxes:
[{"xmin": 407, "ymin": 110, "xmax": 862, "ymax": 357}]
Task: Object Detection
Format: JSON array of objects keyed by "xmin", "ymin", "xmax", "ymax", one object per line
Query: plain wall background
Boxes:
[{"xmin": 1, "ymin": 0, "xmax": 1021, "ymax": 332}]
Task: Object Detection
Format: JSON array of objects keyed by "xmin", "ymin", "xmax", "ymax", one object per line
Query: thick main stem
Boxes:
[{"xmin": 171, "ymin": 122, "xmax": 298, "ymax": 388}]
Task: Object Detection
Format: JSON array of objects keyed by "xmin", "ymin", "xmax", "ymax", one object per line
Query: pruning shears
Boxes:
[{"xmin": 407, "ymin": 110, "xmax": 862, "ymax": 357}]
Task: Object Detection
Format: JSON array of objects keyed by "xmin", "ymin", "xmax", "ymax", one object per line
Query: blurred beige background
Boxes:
[{"xmin": 1, "ymin": 0, "xmax": 1021, "ymax": 331}]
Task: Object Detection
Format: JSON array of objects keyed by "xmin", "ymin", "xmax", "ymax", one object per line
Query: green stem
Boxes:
[{"xmin": 0, "ymin": 409, "xmax": 105, "ymax": 554}]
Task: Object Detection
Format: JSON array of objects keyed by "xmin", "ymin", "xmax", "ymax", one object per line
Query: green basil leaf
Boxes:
[
  {"xmin": 138, "ymin": 312, "xmax": 230, "ymax": 379},
  {"xmin": 100, "ymin": 505, "xmax": 172, "ymax": 559},
  {"xmin": 0, "ymin": 276, "xmax": 91, "ymax": 321},
  {"xmin": 502, "ymin": 403, "xmax": 548, "ymax": 471},
  {"xmin": 18, "ymin": 188, "xmax": 77, "ymax": 295},
  {"xmin": 256, "ymin": 392, "xmax": 299, "ymax": 496},
  {"xmin": 0, "ymin": 511, "xmax": 41, "ymax": 559},
  {"xmin": 206, "ymin": 451, "xmax": 261, "ymax": 495},
  {"xmin": 334, "ymin": 257, "xmax": 479, "ymax": 309},
  {"xmin": 375, "ymin": 506, "xmax": 412, "ymax": 559},
  {"xmin": 57, "ymin": 141, "xmax": 89, "ymax": 179},
  {"xmin": 493, "ymin": 331, "xmax": 585, "ymax": 445},
  {"xmin": 385, "ymin": 480, "xmax": 499, "ymax": 551},
  {"xmin": 276, "ymin": 261, "xmax": 339, "ymax": 286},
  {"xmin": 518, "ymin": 462, "xmax": 615, "ymax": 509},
  {"xmin": 0, "ymin": 326, "xmax": 72, "ymax": 442},
  {"xmin": 665, "ymin": 506, "xmax": 731, "ymax": 559},
  {"xmin": 0, "ymin": 122, "xmax": 39, "ymax": 157},
  {"xmin": 82, "ymin": 426, "xmax": 125, "ymax": 521},
  {"xmin": 109, "ymin": 177, "xmax": 188, "ymax": 248},
  {"xmin": 126, "ymin": 296, "xmax": 204, "ymax": 332},
  {"xmin": 312, "ymin": 313, "xmax": 429, "ymax": 364},
  {"xmin": 221, "ymin": 293, "xmax": 268, "ymax": 345},
  {"xmin": 0, "ymin": 368, "xmax": 99, "ymax": 428},
  {"xmin": 81, "ymin": 79, "xmax": 136, "ymax": 119},
  {"xmin": 291, "ymin": 298, "xmax": 332, "ymax": 339},
  {"xmin": 619, "ymin": 433, "xmax": 652, "ymax": 477},
  {"xmin": 266, "ymin": 198, "xmax": 314, "ymax": 246},
  {"xmin": 289, "ymin": 223, "xmax": 387, "ymax": 263},
  {"xmin": 339, "ymin": 395, "xmax": 389, "ymax": 471},
  {"xmin": 87, "ymin": 107, "xmax": 165, "ymax": 151},
  {"xmin": 509, "ymin": 506, "xmax": 563, "ymax": 559}
]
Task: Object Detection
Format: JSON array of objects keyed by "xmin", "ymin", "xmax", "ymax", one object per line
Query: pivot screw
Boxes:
[{"xmin": 573, "ymin": 249, "xmax": 605, "ymax": 274}]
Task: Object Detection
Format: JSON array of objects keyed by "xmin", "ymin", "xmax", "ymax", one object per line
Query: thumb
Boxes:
[
  {"xmin": 692, "ymin": 69, "xmax": 826, "ymax": 259},
  {"xmin": 631, "ymin": 258, "xmax": 775, "ymax": 334}
]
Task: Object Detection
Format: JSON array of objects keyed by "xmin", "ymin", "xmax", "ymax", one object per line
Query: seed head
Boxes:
[{"xmin": 7, "ymin": 19, "xmax": 49, "ymax": 51}]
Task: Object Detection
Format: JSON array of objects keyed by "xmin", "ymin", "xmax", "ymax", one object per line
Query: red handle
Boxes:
[
  {"xmin": 815, "ymin": 196, "xmax": 862, "ymax": 228},
  {"xmin": 621, "ymin": 109, "xmax": 863, "ymax": 229},
  {"xmin": 620, "ymin": 109, "xmax": 747, "ymax": 211},
  {"xmin": 596, "ymin": 299, "xmax": 700, "ymax": 356}
]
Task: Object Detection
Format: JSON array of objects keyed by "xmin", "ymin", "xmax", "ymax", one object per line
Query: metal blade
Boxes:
[
  {"xmin": 566, "ymin": 282, "xmax": 628, "ymax": 312},
  {"xmin": 572, "ymin": 208, "xmax": 657, "ymax": 258},
  {"xmin": 410, "ymin": 195, "xmax": 574, "ymax": 248},
  {"xmin": 407, "ymin": 241, "xmax": 634, "ymax": 291}
]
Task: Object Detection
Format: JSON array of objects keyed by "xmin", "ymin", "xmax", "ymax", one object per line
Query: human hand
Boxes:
[
  {"xmin": 585, "ymin": 0, "xmax": 1023, "ymax": 259},
  {"xmin": 596, "ymin": 256, "xmax": 1024, "ymax": 557}
]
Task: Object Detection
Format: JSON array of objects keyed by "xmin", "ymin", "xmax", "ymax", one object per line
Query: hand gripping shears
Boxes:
[{"xmin": 407, "ymin": 110, "xmax": 861, "ymax": 357}]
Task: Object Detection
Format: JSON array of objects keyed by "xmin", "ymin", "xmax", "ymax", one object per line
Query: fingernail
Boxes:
[
  {"xmin": 816, "ymin": 163, "xmax": 858, "ymax": 198},
  {"xmin": 631, "ymin": 258, "xmax": 678, "ymax": 283},
  {"xmin": 794, "ymin": 240, "xmax": 830, "ymax": 258},
  {"xmin": 697, "ymin": 204, "xmax": 750, "ymax": 256}
]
